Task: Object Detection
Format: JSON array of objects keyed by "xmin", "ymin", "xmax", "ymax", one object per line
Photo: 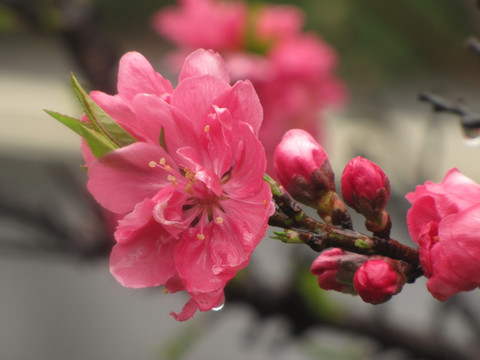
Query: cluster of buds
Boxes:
[
  {"xmin": 273, "ymin": 129, "xmax": 411, "ymax": 304},
  {"xmin": 310, "ymin": 249, "xmax": 407, "ymax": 304}
]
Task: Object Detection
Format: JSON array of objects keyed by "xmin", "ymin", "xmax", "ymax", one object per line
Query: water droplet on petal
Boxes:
[{"xmin": 212, "ymin": 303, "xmax": 224, "ymax": 312}]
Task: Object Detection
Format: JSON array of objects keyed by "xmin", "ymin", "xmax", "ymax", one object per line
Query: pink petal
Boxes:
[
  {"xmin": 87, "ymin": 142, "xmax": 175, "ymax": 214},
  {"xmin": 114, "ymin": 198, "xmax": 156, "ymax": 244},
  {"xmin": 152, "ymin": 187, "xmax": 198, "ymax": 238},
  {"xmin": 223, "ymin": 123, "xmax": 267, "ymax": 198},
  {"xmin": 406, "ymin": 196, "xmax": 441, "ymax": 244},
  {"xmin": 176, "ymin": 147, "xmax": 223, "ymax": 196},
  {"xmin": 213, "ymin": 80, "xmax": 263, "ymax": 136},
  {"xmin": 132, "ymin": 94, "xmax": 202, "ymax": 157},
  {"xmin": 190, "ymin": 288, "xmax": 224, "ymax": 311},
  {"xmin": 117, "ymin": 52, "xmax": 173, "ymax": 102},
  {"xmin": 171, "ymin": 75, "xmax": 230, "ymax": 125},
  {"xmin": 170, "ymin": 298, "xmax": 198, "ymax": 321},
  {"xmin": 179, "ymin": 49, "xmax": 230, "ymax": 84},
  {"xmin": 220, "ymin": 183, "xmax": 272, "ymax": 253},
  {"xmin": 110, "ymin": 200, "xmax": 177, "ymax": 288},
  {"xmin": 209, "ymin": 220, "xmax": 250, "ymax": 274},
  {"xmin": 438, "ymin": 203, "xmax": 480, "ymax": 283},
  {"xmin": 174, "ymin": 228, "xmax": 230, "ymax": 293}
]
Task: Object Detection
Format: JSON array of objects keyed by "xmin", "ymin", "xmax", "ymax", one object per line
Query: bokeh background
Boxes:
[{"xmin": 1, "ymin": 0, "xmax": 480, "ymax": 359}]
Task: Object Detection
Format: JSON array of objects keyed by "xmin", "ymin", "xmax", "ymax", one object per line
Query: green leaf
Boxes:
[
  {"xmin": 79, "ymin": 126, "xmax": 117, "ymax": 158},
  {"xmin": 70, "ymin": 73, "xmax": 136, "ymax": 148},
  {"xmin": 44, "ymin": 109, "xmax": 94, "ymax": 137}
]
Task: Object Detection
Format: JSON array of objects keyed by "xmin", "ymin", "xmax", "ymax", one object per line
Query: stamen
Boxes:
[
  {"xmin": 216, "ymin": 216, "xmax": 224, "ymax": 224},
  {"xmin": 197, "ymin": 233, "xmax": 205, "ymax": 241},
  {"xmin": 148, "ymin": 161, "xmax": 157, "ymax": 168},
  {"xmin": 163, "ymin": 288, "xmax": 169, "ymax": 294},
  {"xmin": 167, "ymin": 174, "xmax": 177, "ymax": 186},
  {"xmin": 159, "ymin": 157, "xmax": 166, "ymax": 165},
  {"xmin": 185, "ymin": 183, "xmax": 194, "ymax": 195},
  {"xmin": 263, "ymin": 199, "xmax": 267, "ymax": 207},
  {"xmin": 204, "ymin": 125, "xmax": 210, "ymax": 133}
]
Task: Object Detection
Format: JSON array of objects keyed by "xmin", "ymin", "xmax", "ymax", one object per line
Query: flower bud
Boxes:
[
  {"xmin": 341, "ymin": 157, "xmax": 391, "ymax": 218},
  {"xmin": 274, "ymin": 129, "xmax": 335, "ymax": 207},
  {"xmin": 311, "ymin": 248, "xmax": 368, "ymax": 294},
  {"xmin": 353, "ymin": 259, "xmax": 406, "ymax": 304}
]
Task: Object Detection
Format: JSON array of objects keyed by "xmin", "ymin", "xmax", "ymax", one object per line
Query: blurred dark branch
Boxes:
[
  {"xmin": 226, "ymin": 276, "xmax": 476, "ymax": 360},
  {"xmin": 419, "ymin": 91, "xmax": 480, "ymax": 137},
  {"xmin": 465, "ymin": 36, "xmax": 480, "ymax": 57}
]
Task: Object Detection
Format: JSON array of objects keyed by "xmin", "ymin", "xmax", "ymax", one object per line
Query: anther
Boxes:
[
  {"xmin": 185, "ymin": 183, "xmax": 194, "ymax": 195},
  {"xmin": 197, "ymin": 233, "xmax": 205, "ymax": 240},
  {"xmin": 149, "ymin": 161, "xmax": 157, "ymax": 168},
  {"xmin": 216, "ymin": 216, "xmax": 224, "ymax": 224},
  {"xmin": 167, "ymin": 174, "xmax": 177, "ymax": 185}
]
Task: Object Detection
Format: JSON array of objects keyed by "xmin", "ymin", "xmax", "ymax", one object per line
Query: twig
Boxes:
[{"xmin": 419, "ymin": 91, "xmax": 480, "ymax": 132}]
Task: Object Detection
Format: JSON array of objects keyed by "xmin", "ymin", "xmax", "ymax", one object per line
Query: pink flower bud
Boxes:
[
  {"xmin": 274, "ymin": 129, "xmax": 335, "ymax": 206},
  {"xmin": 311, "ymin": 248, "xmax": 368, "ymax": 294},
  {"xmin": 341, "ymin": 156, "xmax": 391, "ymax": 218},
  {"xmin": 406, "ymin": 168, "xmax": 480, "ymax": 300},
  {"xmin": 353, "ymin": 259, "xmax": 405, "ymax": 304}
]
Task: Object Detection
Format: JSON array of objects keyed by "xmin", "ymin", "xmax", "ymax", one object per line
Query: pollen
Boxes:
[
  {"xmin": 204, "ymin": 125, "xmax": 210, "ymax": 133},
  {"xmin": 184, "ymin": 168, "xmax": 196, "ymax": 182},
  {"xmin": 185, "ymin": 182, "xmax": 194, "ymax": 195},
  {"xmin": 216, "ymin": 216, "xmax": 224, "ymax": 224},
  {"xmin": 197, "ymin": 233, "xmax": 205, "ymax": 240},
  {"xmin": 148, "ymin": 161, "xmax": 157, "ymax": 168},
  {"xmin": 167, "ymin": 174, "xmax": 177, "ymax": 185}
]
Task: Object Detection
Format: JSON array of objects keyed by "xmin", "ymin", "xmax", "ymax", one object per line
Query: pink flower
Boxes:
[
  {"xmin": 274, "ymin": 129, "xmax": 334, "ymax": 203},
  {"xmin": 86, "ymin": 49, "xmax": 273, "ymax": 320},
  {"xmin": 254, "ymin": 5, "xmax": 304, "ymax": 43},
  {"xmin": 406, "ymin": 168, "xmax": 480, "ymax": 300},
  {"xmin": 152, "ymin": 0, "xmax": 247, "ymax": 51},
  {"xmin": 341, "ymin": 156, "xmax": 391, "ymax": 218},
  {"xmin": 311, "ymin": 248, "xmax": 367, "ymax": 293},
  {"xmin": 152, "ymin": 1, "xmax": 346, "ymax": 175},
  {"xmin": 353, "ymin": 259, "xmax": 405, "ymax": 304}
]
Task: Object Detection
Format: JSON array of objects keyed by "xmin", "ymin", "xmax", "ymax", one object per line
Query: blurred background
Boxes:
[{"xmin": 1, "ymin": 0, "xmax": 480, "ymax": 359}]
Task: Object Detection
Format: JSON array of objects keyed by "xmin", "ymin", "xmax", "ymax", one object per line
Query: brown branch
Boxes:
[{"xmin": 268, "ymin": 184, "xmax": 421, "ymax": 271}]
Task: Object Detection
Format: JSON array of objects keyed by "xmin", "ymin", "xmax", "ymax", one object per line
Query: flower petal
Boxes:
[
  {"xmin": 87, "ymin": 142, "xmax": 175, "ymax": 214},
  {"xmin": 110, "ymin": 199, "xmax": 177, "ymax": 288},
  {"xmin": 171, "ymin": 75, "xmax": 230, "ymax": 125},
  {"xmin": 213, "ymin": 80, "xmax": 263, "ymax": 136},
  {"xmin": 175, "ymin": 228, "xmax": 232, "ymax": 293},
  {"xmin": 179, "ymin": 49, "xmax": 230, "ymax": 84},
  {"xmin": 117, "ymin": 52, "xmax": 173, "ymax": 102},
  {"xmin": 223, "ymin": 123, "xmax": 267, "ymax": 198},
  {"xmin": 132, "ymin": 94, "xmax": 202, "ymax": 158}
]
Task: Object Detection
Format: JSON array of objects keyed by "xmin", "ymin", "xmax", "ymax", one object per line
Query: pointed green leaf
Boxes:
[
  {"xmin": 70, "ymin": 73, "xmax": 136, "ymax": 148},
  {"xmin": 44, "ymin": 109, "xmax": 94, "ymax": 137},
  {"xmin": 79, "ymin": 126, "xmax": 117, "ymax": 158}
]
